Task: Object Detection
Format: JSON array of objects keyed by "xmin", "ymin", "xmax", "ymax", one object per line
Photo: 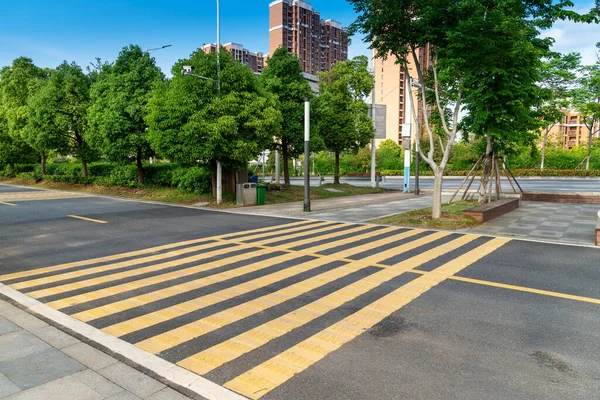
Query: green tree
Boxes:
[
  {"xmin": 0, "ymin": 57, "xmax": 49, "ymax": 171},
  {"xmin": 0, "ymin": 110, "xmax": 37, "ymax": 175},
  {"xmin": 260, "ymin": 47, "xmax": 313, "ymax": 185},
  {"xmin": 315, "ymin": 56, "xmax": 374, "ymax": 184},
  {"xmin": 571, "ymin": 43, "xmax": 600, "ymax": 170},
  {"xmin": 538, "ymin": 52, "xmax": 581, "ymax": 169},
  {"xmin": 26, "ymin": 61, "xmax": 95, "ymax": 176},
  {"xmin": 376, "ymin": 139, "xmax": 403, "ymax": 171},
  {"xmin": 88, "ymin": 45, "xmax": 164, "ymax": 184},
  {"xmin": 147, "ymin": 49, "xmax": 280, "ymax": 189}
]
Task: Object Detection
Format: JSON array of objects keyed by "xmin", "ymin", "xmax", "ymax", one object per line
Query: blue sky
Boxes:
[{"xmin": 0, "ymin": 0, "xmax": 598, "ymax": 76}]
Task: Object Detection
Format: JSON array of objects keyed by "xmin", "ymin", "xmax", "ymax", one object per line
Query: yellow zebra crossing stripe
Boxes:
[
  {"xmin": 177, "ymin": 234, "xmax": 479, "ymax": 375},
  {"xmin": 0, "ymin": 200, "xmax": 17, "ymax": 206},
  {"xmin": 224, "ymin": 237, "xmax": 510, "ymax": 399},
  {"xmin": 0, "ymin": 220, "xmax": 311, "ymax": 282},
  {"xmin": 221, "ymin": 221, "xmax": 332, "ymax": 242},
  {"xmin": 100, "ymin": 230, "xmax": 448, "ymax": 339},
  {"xmin": 133, "ymin": 233, "xmax": 469, "ymax": 355}
]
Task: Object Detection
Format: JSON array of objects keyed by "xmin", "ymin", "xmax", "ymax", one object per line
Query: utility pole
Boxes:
[
  {"xmin": 275, "ymin": 150, "xmax": 280, "ymax": 184},
  {"xmin": 370, "ymin": 48, "xmax": 377, "ymax": 188},
  {"xmin": 304, "ymin": 98, "xmax": 311, "ymax": 212},
  {"xmin": 215, "ymin": 0, "xmax": 222, "ymax": 204},
  {"xmin": 402, "ymin": 77, "xmax": 412, "ymax": 193}
]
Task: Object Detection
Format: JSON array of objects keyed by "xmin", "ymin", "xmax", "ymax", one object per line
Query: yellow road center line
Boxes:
[
  {"xmin": 0, "ymin": 220, "xmax": 310, "ymax": 282},
  {"xmin": 178, "ymin": 235, "xmax": 481, "ymax": 375},
  {"xmin": 224, "ymin": 237, "xmax": 510, "ymax": 399},
  {"xmin": 69, "ymin": 248, "xmax": 293, "ymax": 322},
  {"xmin": 27, "ymin": 245, "xmax": 243, "ymax": 300},
  {"xmin": 68, "ymin": 215, "xmax": 108, "ymax": 224},
  {"xmin": 0, "ymin": 200, "xmax": 17, "ymax": 206},
  {"xmin": 449, "ymin": 276, "xmax": 600, "ymax": 305}
]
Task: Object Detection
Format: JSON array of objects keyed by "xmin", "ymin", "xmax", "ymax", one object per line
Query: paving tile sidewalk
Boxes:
[
  {"xmin": 467, "ymin": 201, "xmax": 599, "ymax": 246},
  {"xmin": 223, "ymin": 191, "xmax": 433, "ymax": 223},
  {"xmin": 0, "ymin": 300, "xmax": 191, "ymax": 400}
]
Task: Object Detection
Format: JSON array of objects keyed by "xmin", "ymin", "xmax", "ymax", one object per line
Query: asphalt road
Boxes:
[
  {"xmin": 1, "ymin": 183, "xmax": 599, "ymax": 400},
  {"xmin": 285, "ymin": 176, "xmax": 600, "ymax": 193}
]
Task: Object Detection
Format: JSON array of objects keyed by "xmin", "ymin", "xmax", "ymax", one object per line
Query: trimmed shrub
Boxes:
[{"xmin": 171, "ymin": 167, "xmax": 212, "ymax": 194}]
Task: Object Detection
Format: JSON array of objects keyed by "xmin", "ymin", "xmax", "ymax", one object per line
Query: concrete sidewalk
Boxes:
[
  {"xmin": 223, "ymin": 191, "xmax": 432, "ymax": 222},
  {"xmin": 0, "ymin": 300, "xmax": 190, "ymax": 400},
  {"xmin": 467, "ymin": 201, "xmax": 599, "ymax": 246}
]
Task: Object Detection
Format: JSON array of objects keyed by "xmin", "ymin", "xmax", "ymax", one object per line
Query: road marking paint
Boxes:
[
  {"xmin": 0, "ymin": 200, "xmax": 17, "ymax": 206},
  {"xmin": 0, "ymin": 191, "xmax": 89, "ymax": 202},
  {"xmin": 10, "ymin": 241, "xmax": 221, "ymax": 291},
  {"xmin": 249, "ymin": 224, "xmax": 374, "ymax": 248},
  {"xmin": 225, "ymin": 221, "xmax": 335, "ymax": 243},
  {"xmin": 449, "ymin": 276, "xmax": 600, "ymax": 305},
  {"xmin": 0, "ymin": 221, "xmax": 309, "ymax": 282},
  {"xmin": 102, "ymin": 231, "xmax": 450, "ymax": 340},
  {"xmin": 27, "ymin": 245, "xmax": 244, "ymax": 300},
  {"xmin": 70, "ymin": 250, "xmax": 298, "ymax": 322},
  {"xmin": 218, "ymin": 220, "xmax": 315, "ymax": 240},
  {"xmin": 224, "ymin": 237, "xmax": 510, "ymax": 399},
  {"xmin": 178, "ymin": 235, "xmax": 481, "ymax": 375},
  {"xmin": 68, "ymin": 215, "xmax": 108, "ymax": 224}
]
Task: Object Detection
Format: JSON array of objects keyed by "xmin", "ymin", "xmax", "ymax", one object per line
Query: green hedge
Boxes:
[{"xmin": 1, "ymin": 162, "xmax": 213, "ymax": 194}]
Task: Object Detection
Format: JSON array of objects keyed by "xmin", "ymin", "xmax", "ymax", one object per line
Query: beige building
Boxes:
[
  {"xmin": 269, "ymin": 0, "xmax": 348, "ymax": 75},
  {"xmin": 202, "ymin": 43, "xmax": 265, "ymax": 75},
  {"xmin": 544, "ymin": 111, "xmax": 600, "ymax": 149},
  {"xmin": 373, "ymin": 46, "xmax": 432, "ymax": 147}
]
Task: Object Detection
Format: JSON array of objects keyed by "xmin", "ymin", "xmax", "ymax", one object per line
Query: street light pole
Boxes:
[
  {"xmin": 370, "ymin": 49, "xmax": 377, "ymax": 188},
  {"xmin": 215, "ymin": 0, "xmax": 222, "ymax": 204},
  {"xmin": 304, "ymin": 98, "xmax": 311, "ymax": 212}
]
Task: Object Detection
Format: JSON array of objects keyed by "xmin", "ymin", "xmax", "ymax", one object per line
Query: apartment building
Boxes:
[
  {"xmin": 545, "ymin": 111, "xmax": 600, "ymax": 149},
  {"xmin": 202, "ymin": 43, "xmax": 265, "ymax": 75},
  {"xmin": 269, "ymin": 0, "xmax": 348, "ymax": 75},
  {"xmin": 373, "ymin": 46, "xmax": 432, "ymax": 147}
]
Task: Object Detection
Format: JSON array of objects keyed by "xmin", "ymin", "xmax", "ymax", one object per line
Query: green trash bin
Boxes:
[{"xmin": 256, "ymin": 184, "xmax": 266, "ymax": 205}]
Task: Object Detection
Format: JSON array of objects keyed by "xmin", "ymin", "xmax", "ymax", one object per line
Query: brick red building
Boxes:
[{"xmin": 202, "ymin": 43, "xmax": 265, "ymax": 75}]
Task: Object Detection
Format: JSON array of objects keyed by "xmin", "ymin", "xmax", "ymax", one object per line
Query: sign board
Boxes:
[{"xmin": 370, "ymin": 104, "xmax": 387, "ymax": 139}]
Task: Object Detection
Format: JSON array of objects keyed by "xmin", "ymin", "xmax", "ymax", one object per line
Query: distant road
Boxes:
[{"xmin": 281, "ymin": 176, "xmax": 600, "ymax": 193}]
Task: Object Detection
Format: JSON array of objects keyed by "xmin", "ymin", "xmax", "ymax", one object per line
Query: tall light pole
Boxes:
[
  {"xmin": 215, "ymin": 0, "xmax": 222, "ymax": 204},
  {"xmin": 402, "ymin": 77, "xmax": 412, "ymax": 193},
  {"xmin": 370, "ymin": 48, "xmax": 377, "ymax": 188},
  {"xmin": 145, "ymin": 44, "xmax": 172, "ymax": 54},
  {"xmin": 304, "ymin": 98, "xmax": 311, "ymax": 212}
]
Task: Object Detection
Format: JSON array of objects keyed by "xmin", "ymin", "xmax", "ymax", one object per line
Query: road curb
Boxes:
[{"xmin": 0, "ymin": 283, "xmax": 246, "ymax": 400}]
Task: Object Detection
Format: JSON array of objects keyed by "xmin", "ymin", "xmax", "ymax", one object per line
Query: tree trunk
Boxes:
[
  {"xmin": 334, "ymin": 152, "xmax": 340, "ymax": 185},
  {"xmin": 136, "ymin": 149, "xmax": 144, "ymax": 185},
  {"xmin": 282, "ymin": 142, "xmax": 290, "ymax": 186},
  {"xmin": 478, "ymin": 136, "xmax": 494, "ymax": 203},
  {"xmin": 432, "ymin": 168, "xmax": 443, "ymax": 219},
  {"xmin": 40, "ymin": 151, "xmax": 47, "ymax": 175},
  {"xmin": 586, "ymin": 125, "xmax": 593, "ymax": 171},
  {"xmin": 8, "ymin": 163, "xmax": 14, "ymax": 175},
  {"xmin": 540, "ymin": 127, "xmax": 549, "ymax": 170},
  {"xmin": 81, "ymin": 159, "xmax": 88, "ymax": 178}
]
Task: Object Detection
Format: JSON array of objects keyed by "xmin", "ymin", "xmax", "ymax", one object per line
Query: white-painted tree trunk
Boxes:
[{"xmin": 432, "ymin": 169, "xmax": 443, "ymax": 219}]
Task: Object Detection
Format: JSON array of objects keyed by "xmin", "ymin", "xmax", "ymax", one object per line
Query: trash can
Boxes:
[
  {"xmin": 256, "ymin": 184, "xmax": 267, "ymax": 206},
  {"xmin": 236, "ymin": 183, "xmax": 257, "ymax": 206}
]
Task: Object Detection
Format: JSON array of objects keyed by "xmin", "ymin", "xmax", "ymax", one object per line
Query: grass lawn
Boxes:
[
  {"xmin": 265, "ymin": 183, "xmax": 389, "ymax": 204},
  {"xmin": 0, "ymin": 179, "xmax": 389, "ymax": 207},
  {"xmin": 370, "ymin": 200, "xmax": 480, "ymax": 230}
]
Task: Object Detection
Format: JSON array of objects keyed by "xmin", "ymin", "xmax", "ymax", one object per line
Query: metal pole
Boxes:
[
  {"xmin": 415, "ymin": 143, "xmax": 420, "ymax": 195},
  {"xmin": 215, "ymin": 0, "xmax": 222, "ymax": 204},
  {"xmin": 275, "ymin": 149, "xmax": 280, "ymax": 185},
  {"xmin": 304, "ymin": 98, "xmax": 311, "ymax": 212},
  {"xmin": 370, "ymin": 49, "xmax": 377, "ymax": 188},
  {"xmin": 403, "ymin": 78, "xmax": 411, "ymax": 193}
]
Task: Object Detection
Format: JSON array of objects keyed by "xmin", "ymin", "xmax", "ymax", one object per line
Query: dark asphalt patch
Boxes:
[
  {"xmin": 379, "ymin": 233, "xmax": 463, "ymax": 266},
  {"xmin": 412, "ymin": 236, "xmax": 495, "ymax": 272}
]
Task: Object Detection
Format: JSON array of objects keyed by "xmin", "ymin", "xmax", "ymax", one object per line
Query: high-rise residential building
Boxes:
[
  {"xmin": 202, "ymin": 43, "xmax": 265, "ymax": 75},
  {"xmin": 269, "ymin": 0, "xmax": 348, "ymax": 75},
  {"xmin": 373, "ymin": 46, "xmax": 432, "ymax": 146}
]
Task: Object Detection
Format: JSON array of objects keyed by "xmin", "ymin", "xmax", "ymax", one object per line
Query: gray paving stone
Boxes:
[
  {"xmin": 62, "ymin": 342, "xmax": 118, "ymax": 371},
  {"xmin": 0, "ymin": 331, "xmax": 49, "ymax": 362},
  {"xmin": 0, "ymin": 317, "xmax": 20, "ymax": 336},
  {"xmin": 31, "ymin": 325, "xmax": 80, "ymax": 349},
  {"xmin": 506, "ymin": 223, "xmax": 538, "ymax": 230},
  {"xmin": 531, "ymin": 225, "xmax": 567, "ymax": 232},
  {"xmin": 0, "ymin": 302, "xmax": 21, "ymax": 317},
  {"xmin": 2, "ymin": 310, "xmax": 48, "ymax": 332},
  {"xmin": 106, "ymin": 391, "xmax": 141, "ymax": 400},
  {"xmin": 0, "ymin": 373, "xmax": 21, "ymax": 398},
  {"xmin": 145, "ymin": 387, "xmax": 191, "ymax": 400},
  {"xmin": 72, "ymin": 369, "xmax": 124, "ymax": 397},
  {"xmin": 4, "ymin": 375, "xmax": 103, "ymax": 400},
  {"xmin": 498, "ymin": 228, "xmax": 535, "ymax": 235},
  {"xmin": 0, "ymin": 347, "xmax": 85, "ymax": 390},
  {"xmin": 528, "ymin": 230, "xmax": 563, "ymax": 239},
  {"xmin": 98, "ymin": 363, "xmax": 165, "ymax": 399},
  {"xmin": 539, "ymin": 221, "xmax": 571, "ymax": 228}
]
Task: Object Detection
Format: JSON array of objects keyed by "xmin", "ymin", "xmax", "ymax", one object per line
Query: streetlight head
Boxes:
[{"xmin": 182, "ymin": 65, "xmax": 195, "ymax": 75}]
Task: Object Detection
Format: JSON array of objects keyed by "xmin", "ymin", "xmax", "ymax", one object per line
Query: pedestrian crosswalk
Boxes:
[{"xmin": 0, "ymin": 220, "xmax": 510, "ymax": 399}]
